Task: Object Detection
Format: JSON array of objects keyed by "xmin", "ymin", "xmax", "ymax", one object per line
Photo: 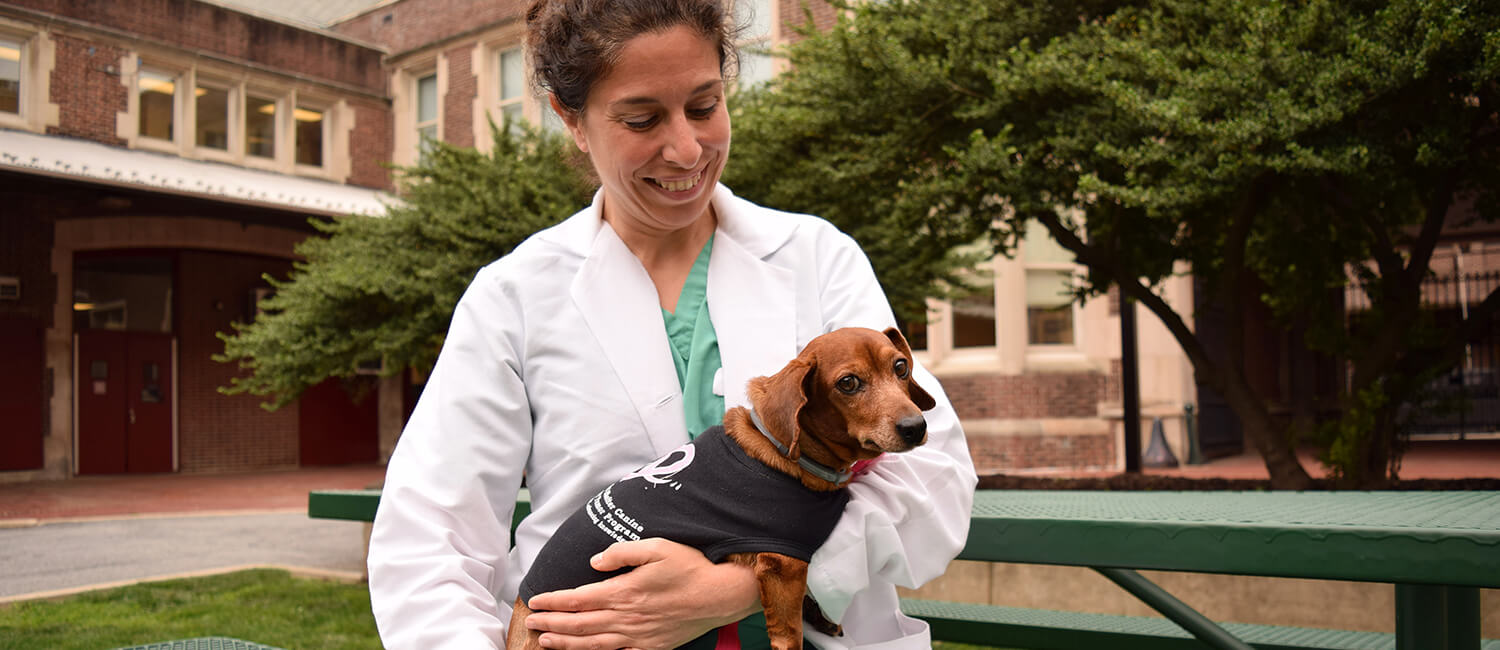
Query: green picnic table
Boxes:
[{"xmin": 310, "ymin": 488, "xmax": 1500, "ymax": 649}]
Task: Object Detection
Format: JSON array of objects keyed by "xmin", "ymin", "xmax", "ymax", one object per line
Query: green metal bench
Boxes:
[{"xmin": 310, "ymin": 488, "xmax": 1500, "ymax": 650}]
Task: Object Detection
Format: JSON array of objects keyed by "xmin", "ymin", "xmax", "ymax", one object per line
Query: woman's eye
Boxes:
[
  {"xmin": 836, "ymin": 375, "xmax": 862, "ymax": 394},
  {"xmin": 688, "ymin": 102, "xmax": 718, "ymax": 119},
  {"xmin": 623, "ymin": 116, "xmax": 657, "ymax": 130},
  {"xmin": 893, "ymin": 359, "xmax": 909, "ymax": 379}
]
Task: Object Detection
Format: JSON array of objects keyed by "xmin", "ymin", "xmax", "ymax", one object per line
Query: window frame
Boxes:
[
  {"xmin": 291, "ymin": 93, "xmax": 331, "ymax": 172},
  {"xmin": 133, "ymin": 62, "xmax": 186, "ymax": 154},
  {"xmin": 1021, "ymin": 221, "xmax": 1084, "ymax": 353},
  {"xmin": 732, "ymin": 0, "xmax": 779, "ymax": 90},
  {"xmin": 190, "ymin": 75, "xmax": 237, "ymax": 161},
  {"xmin": 495, "ymin": 46, "xmax": 526, "ymax": 132},
  {"xmin": 241, "ymin": 88, "xmax": 285, "ymax": 168},
  {"xmin": 414, "ymin": 71, "xmax": 439, "ymax": 154},
  {"xmin": 0, "ymin": 32, "xmax": 25, "ymax": 121}
]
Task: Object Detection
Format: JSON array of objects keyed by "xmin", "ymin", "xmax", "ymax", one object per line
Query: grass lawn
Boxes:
[
  {"xmin": 0, "ymin": 569, "xmax": 378, "ymax": 650},
  {"xmin": 0, "ymin": 568, "xmax": 1016, "ymax": 650}
]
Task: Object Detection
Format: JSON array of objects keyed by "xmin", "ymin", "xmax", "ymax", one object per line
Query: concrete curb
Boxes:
[
  {"xmin": 0, "ymin": 508, "xmax": 304, "ymax": 528},
  {"xmin": 0, "ymin": 563, "xmax": 366, "ymax": 605}
]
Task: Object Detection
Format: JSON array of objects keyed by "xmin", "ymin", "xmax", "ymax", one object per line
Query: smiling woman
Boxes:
[{"xmin": 365, "ymin": 1, "xmax": 977, "ymax": 649}]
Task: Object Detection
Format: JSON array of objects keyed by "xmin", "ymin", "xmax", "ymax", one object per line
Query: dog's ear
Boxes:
[
  {"xmin": 884, "ymin": 327, "xmax": 937, "ymax": 411},
  {"xmin": 752, "ymin": 358, "xmax": 814, "ymax": 460}
]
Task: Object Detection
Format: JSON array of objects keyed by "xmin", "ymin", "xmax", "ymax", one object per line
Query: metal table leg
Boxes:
[{"xmin": 1396, "ymin": 583, "xmax": 1480, "ymax": 650}]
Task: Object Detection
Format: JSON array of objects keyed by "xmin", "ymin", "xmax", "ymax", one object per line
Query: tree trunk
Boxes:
[{"xmin": 1220, "ymin": 374, "xmax": 1315, "ymax": 490}]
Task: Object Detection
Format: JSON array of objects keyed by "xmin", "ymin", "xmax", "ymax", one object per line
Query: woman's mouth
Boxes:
[{"xmin": 647, "ymin": 171, "xmax": 703, "ymax": 193}]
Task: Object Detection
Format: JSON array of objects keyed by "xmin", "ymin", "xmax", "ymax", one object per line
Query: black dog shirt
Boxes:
[{"xmin": 518, "ymin": 425, "xmax": 851, "ymax": 602}]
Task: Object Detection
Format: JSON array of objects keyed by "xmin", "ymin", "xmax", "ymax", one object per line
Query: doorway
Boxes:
[{"xmin": 73, "ymin": 255, "xmax": 176, "ymax": 474}]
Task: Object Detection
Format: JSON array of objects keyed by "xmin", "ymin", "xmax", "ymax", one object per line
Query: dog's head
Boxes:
[{"xmin": 748, "ymin": 327, "xmax": 936, "ymax": 466}]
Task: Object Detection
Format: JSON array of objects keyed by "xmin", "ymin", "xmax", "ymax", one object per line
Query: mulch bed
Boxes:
[{"xmin": 976, "ymin": 474, "xmax": 1500, "ymax": 491}]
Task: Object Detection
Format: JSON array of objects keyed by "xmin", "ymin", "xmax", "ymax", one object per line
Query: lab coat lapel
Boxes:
[
  {"xmin": 709, "ymin": 215, "xmax": 798, "ymax": 410},
  {"xmin": 571, "ymin": 224, "xmax": 688, "ymax": 458}
]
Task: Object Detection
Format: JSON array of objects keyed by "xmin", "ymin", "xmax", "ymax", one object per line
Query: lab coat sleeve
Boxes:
[
  {"xmin": 804, "ymin": 227, "xmax": 979, "ymax": 629},
  {"xmin": 367, "ymin": 265, "xmax": 531, "ymax": 649}
]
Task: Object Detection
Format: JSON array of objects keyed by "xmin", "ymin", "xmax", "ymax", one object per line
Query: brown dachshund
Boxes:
[{"xmin": 507, "ymin": 326, "xmax": 935, "ymax": 650}]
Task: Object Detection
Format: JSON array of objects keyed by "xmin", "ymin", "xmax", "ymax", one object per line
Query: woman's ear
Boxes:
[
  {"xmin": 749, "ymin": 359, "xmax": 813, "ymax": 460},
  {"xmin": 884, "ymin": 327, "xmax": 937, "ymax": 411},
  {"xmin": 549, "ymin": 93, "xmax": 588, "ymax": 153}
]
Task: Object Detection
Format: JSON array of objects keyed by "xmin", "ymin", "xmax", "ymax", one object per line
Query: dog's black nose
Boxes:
[{"xmin": 896, "ymin": 415, "xmax": 927, "ymax": 446}]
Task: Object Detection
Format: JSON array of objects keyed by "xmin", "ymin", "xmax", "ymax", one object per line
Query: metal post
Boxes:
[
  {"xmin": 1396, "ymin": 584, "xmax": 1480, "ymax": 650},
  {"xmin": 1121, "ymin": 293, "xmax": 1142, "ymax": 473}
]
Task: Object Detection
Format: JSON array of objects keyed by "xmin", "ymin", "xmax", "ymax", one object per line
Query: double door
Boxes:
[{"xmin": 76, "ymin": 330, "xmax": 174, "ymax": 474}]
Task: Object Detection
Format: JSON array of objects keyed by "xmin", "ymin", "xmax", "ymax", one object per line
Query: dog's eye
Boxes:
[
  {"xmin": 893, "ymin": 358, "xmax": 910, "ymax": 379},
  {"xmin": 836, "ymin": 374, "xmax": 862, "ymax": 394}
]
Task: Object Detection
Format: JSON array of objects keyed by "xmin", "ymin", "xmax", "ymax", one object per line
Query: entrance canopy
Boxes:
[{"xmin": 0, "ymin": 130, "xmax": 393, "ymax": 217}]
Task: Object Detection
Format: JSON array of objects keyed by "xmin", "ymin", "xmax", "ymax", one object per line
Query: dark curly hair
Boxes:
[{"xmin": 526, "ymin": 0, "xmax": 741, "ymax": 115}]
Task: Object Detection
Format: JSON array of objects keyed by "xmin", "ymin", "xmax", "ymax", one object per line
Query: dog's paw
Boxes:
[{"xmin": 802, "ymin": 594, "xmax": 844, "ymax": 637}]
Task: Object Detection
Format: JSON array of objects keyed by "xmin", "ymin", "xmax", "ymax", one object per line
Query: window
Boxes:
[
  {"xmin": 734, "ymin": 0, "xmax": 776, "ymax": 89},
  {"xmin": 138, "ymin": 68, "xmax": 177, "ymax": 141},
  {"xmin": 498, "ymin": 48, "xmax": 525, "ymax": 131},
  {"xmin": 195, "ymin": 84, "xmax": 230, "ymax": 151},
  {"xmin": 0, "ymin": 36, "xmax": 20, "ymax": 115},
  {"xmin": 245, "ymin": 95, "xmax": 277, "ymax": 158},
  {"xmin": 294, "ymin": 105, "xmax": 324, "ymax": 166},
  {"xmin": 953, "ymin": 284, "xmax": 998, "ymax": 348},
  {"xmin": 1023, "ymin": 219, "xmax": 1077, "ymax": 345},
  {"xmin": 416, "ymin": 73, "xmax": 438, "ymax": 149}
]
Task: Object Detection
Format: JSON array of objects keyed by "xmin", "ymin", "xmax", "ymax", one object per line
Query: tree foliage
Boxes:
[
  {"xmin": 727, "ymin": 0, "xmax": 1500, "ymax": 487},
  {"xmin": 216, "ymin": 124, "xmax": 592, "ymax": 408}
]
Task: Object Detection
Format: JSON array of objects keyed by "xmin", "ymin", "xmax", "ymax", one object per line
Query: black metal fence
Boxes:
[{"xmin": 1349, "ymin": 270, "xmax": 1500, "ymax": 438}]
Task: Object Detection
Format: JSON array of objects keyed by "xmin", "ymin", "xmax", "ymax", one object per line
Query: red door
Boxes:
[
  {"xmin": 0, "ymin": 317, "xmax": 45, "ymax": 472},
  {"xmin": 77, "ymin": 330, "xmax": 174, "ymax": 474}
]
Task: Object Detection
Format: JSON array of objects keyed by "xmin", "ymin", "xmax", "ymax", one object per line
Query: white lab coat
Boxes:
[{"xmin": 368, "ymin": 184, "xmax": 977, "ymax": 649}]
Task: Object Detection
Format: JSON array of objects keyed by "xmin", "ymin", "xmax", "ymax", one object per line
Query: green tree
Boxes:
[
  {"xmin": 216, "ymin": 123, "xmax": 592, "ymax": 408},
  {"xmin": 727, "ymin": 0, "xmax": 1500, "ymax": 488}
]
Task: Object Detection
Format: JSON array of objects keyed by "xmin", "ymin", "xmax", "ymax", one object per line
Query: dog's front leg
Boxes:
[
  {"xmin": 748, "ymin": 552, "xmax": 810, "ymax": 650},
  {"xmin": 507, "ymin": 597, "xmax": 542, "ymax": 650}
]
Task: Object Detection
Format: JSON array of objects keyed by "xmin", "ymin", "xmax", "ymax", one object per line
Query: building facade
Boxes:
[{"xmin": 5, "ymin": 0, "xmax": 1366, "ymax": 483}]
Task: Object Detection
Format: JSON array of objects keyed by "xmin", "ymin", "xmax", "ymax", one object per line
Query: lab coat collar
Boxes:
[
  {"xmin": 541, "ymin": 184, "xmax": 798, "ymax": 259},
  {"xmin": 564, "ymin": 184, "xmax": 799, "ymax": 457}
]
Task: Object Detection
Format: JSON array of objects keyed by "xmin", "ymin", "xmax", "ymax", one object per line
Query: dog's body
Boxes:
[{"xmin": 507, "ymin": 327, "xmax": 935, "ymax": 650}]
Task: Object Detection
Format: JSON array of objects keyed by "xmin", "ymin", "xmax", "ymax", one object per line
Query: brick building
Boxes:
[
  {"xmin": 0, "ymin": 0, "xmax": 393, "ymax": 480},
  {"xmin": 0, "ymin": 0, "xmax": 1231, "ymax": 483}
]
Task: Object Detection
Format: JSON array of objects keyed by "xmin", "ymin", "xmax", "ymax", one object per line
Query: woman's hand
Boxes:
[{"xmin": 523, "ymin": 538, "xmax": 762, "ymax": 649}]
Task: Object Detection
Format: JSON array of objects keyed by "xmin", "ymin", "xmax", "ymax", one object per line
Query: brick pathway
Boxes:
[{"xmin": 0, "ymin": 464, "xmax": 385, "ymax": 523}]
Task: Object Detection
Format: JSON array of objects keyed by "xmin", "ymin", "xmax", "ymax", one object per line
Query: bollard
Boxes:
[{"xmin": 1143, "ymin": 416, "xmax": 1179, "ymax": 468}]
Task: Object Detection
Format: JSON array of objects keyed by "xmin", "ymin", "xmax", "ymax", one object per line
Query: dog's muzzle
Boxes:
[{"xmin": 896, "ymin": 415, "xmax": 927, "ymax": 447}]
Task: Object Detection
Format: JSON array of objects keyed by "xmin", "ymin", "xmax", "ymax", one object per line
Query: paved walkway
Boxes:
[{"xmin": 0, "ymin": 464, "xmax": 385, "ymax": 525}]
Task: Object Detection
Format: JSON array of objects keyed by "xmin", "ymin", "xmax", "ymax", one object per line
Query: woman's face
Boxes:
[{"xmin": 555, "ymin": 25, "xmax": 730, "ymax": 238}]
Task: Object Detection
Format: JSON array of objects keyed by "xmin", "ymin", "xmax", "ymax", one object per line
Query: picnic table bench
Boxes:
[{"xmin": 310, "ymin": 488, "xmax": 1500, "ymax": 649}]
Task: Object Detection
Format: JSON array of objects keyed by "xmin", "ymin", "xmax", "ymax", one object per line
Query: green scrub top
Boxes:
[
  {"xmin": 660, "ymin": 236, "xmax": 777, "ymax": 650},
  {"xmin": 661, "ymin": 235, "xmax": 726, "ymax": 439}
]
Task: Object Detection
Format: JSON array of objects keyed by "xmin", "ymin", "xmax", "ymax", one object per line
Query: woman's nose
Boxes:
[{"xmin": 661, "ymin": 115, "xmax": 703, "ymax": 167}]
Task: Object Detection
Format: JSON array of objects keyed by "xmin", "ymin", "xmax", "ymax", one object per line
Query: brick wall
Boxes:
[
  {"xmin": 47, "ymin": 33, "xmax": 127, "ymax": 146},
  {"xmin": 9, "ymin": 0, "xmax": 384, "ymax": 92},
  {"xmin": 942, "ymin": 371, "xmax": 1105, "ymax": 420},
  {"xmin": 175, "ymin": 250, "xmax": 299, "ymax": 472},
  {"xmin": 349, "ymin": 99, "xmax": 394, "ymax": 190},
  {"xmin": 333, "ymin": 0, "xmax": 527, "ymax": 55},
  {"xmin": 939, "ymin": 370, "xmax": 1116, "ymax": 472},
  {"xmin": 443, "ymin": 43, "xmax": 477, "ymax": 149},
  {"xmin": 778, "ymin": 0, "xmax": 838, "ymax": 43},
  {"xmin": 968, "ymin": 433, "xmax": 1115, "ymax": 472}
]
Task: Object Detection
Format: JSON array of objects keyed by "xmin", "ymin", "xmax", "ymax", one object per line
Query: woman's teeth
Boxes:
[{"xmin": 652, "ymin": 173, "xmax": 701, "ymax": 192}]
